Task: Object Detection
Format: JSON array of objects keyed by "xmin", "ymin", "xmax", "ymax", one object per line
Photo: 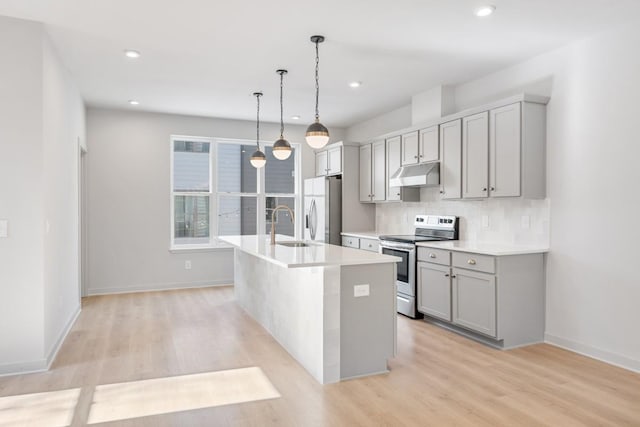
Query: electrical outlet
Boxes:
[
  {"xmin": 185, "ymin": 260, "xmax": 192, "ymax": 270},
  {"xmin": 482, "ymin": 216, "xmax": 490, "ymax": 228},
  {"xmin": 354, "ymin": 284, "xmax": 370, "ymax": 297},
  {"xmin": 0, "ymin": 220, "xmax": 7, "ymax": 238},
  {"xmin": 521, "ymin": 215, "xmax": 531, "ymax": 229}
]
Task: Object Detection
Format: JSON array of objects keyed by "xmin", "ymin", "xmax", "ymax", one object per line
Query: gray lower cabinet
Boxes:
[
  {"xmin": 417, "ymin": 247, "xmax": 545, "ymax": 349},
  {"xmin": 452, "ymin": 268, "xmax": 496, "ymax": 337},
  {"xmin": 417, "ymin": 262, "xmax": 451, "ymax": 321}
]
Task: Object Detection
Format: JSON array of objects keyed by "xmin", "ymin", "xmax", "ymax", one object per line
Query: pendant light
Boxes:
[
  {"xmin": 250, "ymin": 92, "xmax": 266, "ymax": 168},
  {"xmin": 273, "ymin": 69, "xmax": 292, "ymax": 160},
  {"xmin": 305, "ymin": 35, "xmax": 330, "ymax": 149}
]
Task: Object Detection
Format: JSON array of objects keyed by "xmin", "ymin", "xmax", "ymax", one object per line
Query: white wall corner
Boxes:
[
  {"xmin": 46, "ymin": 305, "xmax": 81, "ymax": 369},
  {"xmin": 545, "ymin": 333, "xmax": 640, "ymax": 374}
]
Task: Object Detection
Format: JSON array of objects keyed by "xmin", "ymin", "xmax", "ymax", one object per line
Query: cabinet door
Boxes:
[
  {"xmin": 315, "ymin": 151, "xmax": 328, "ymax": 177},
  {"xmin": 418, "ymin": 262, "xmax": 452, "ymax": 321},
  {"xmin": 372, "ymin": 140, "xmax": 386, "ymax": 202},
  {"xmin": 419, "ymin": 126, "xmax": 439, "ymax": 162},
  {"xmin": 386, "ymin": 136, "xmax": 402, "ymax": 201},
  {"xmin": 401, "ymin": 131, "xmax": 419, "ymax": 166},
  {"xmin": 452, "ymin": 268, "xmax": 496, "ymax": 337},
  {"xmin": 327, "ymin": 146, "xmax": 342, "ymax": 175},
  {"xmin": 359, "ymin": 144, "xmax": 372, "ymax": 202},
  {"xmin": 490, "ymin": 103, "xmax": 521, "ymax": 197},
  {"xmin": 440, "ymin": 120, "xmax": 462, "ymax": 199},
  {"xmin": 462, "ymin": 112, "xmax": 489, "ymax": 199}
]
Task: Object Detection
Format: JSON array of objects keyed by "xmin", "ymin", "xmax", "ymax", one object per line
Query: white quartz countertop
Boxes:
[
  {"xmin": 340, "ymin": 231, "xmax": 380, "ymax": 240},
  {"xmin": 219, "ymin": 235, "xmax": 401, "ymax": 268},
  {"xmin": 416, "ymin": 241, "xmax": 549, "ymax": 256}
]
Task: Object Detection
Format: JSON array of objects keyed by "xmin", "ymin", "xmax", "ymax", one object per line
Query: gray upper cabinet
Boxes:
[
  {"xmin": 327, "ymin": 145, "xmax": 342, "ymax": 175},
  {"xmin": 462, "ymin": 112, "xmax": 489, "ymax": 199},
  {"xmin": 401, "ymin": 131, "xmax": 419, "ymax": 166},
  {"xmin": 359, "ymin": 144, "xmax": 372, "ymax": 202},
  {"xmin": 452, "ymin": 268, "xmax": 497, "ymax": 338},
  {"xmin": 419, "ymin": 126, "xmax": 439, "ymax": 163},
  {"xmin": 359, "ymin": 140, "xmax": 386, "ymax": 202},
  {"xmin": 386, "ymin": 136, "xmax": 402, "ymax": 201},
  {"xmin": 440, "ymin": 119, "xmax": 462, "ymax": 199},
  {"xmin": 418, "ymin": 262, "xmax": 452, "ymax": 322},
  {"xmin": 490, "ymin": 103, "xmax": 521, "ymax": 197},
  {"xmin": 316, "ymin": 144, "xmax": 342, "ymax": 176},
  {"xmin": 372, "ymin": 140, "xmax": 386, "ymax": 202},
  {"xmin": 315, "ymin": 150, "xmax": 328, "ymax": 177}
]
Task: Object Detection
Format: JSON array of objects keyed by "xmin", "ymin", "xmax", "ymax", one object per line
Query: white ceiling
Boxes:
[{"xmin": 2, "ymin": 0, "xmax": 640, "ymax": 128}]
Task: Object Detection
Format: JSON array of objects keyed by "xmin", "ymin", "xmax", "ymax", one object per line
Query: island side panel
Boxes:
[
  {"xmin": 233, "ymin": 250, "xmax": 327, "ymax": 383},
  {"xmin": 339, "ymin": 262, "xmax": 396, "ymax": 380}
]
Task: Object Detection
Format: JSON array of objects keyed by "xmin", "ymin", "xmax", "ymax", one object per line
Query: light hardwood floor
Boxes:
[{"xmin": 1, "ymin": 286, "xmax": 639, "ymax": 426}]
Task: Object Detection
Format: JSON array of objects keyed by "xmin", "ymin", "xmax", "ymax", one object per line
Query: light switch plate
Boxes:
[
  {"xmin": 354, "ymin": 284, "xmax": 370, "ymax": 297},
  {"xmin": 0, "ymin": 220, "xmax": 7, "ymax": 238},
  {"xmin": 482, "ymin": 216, "xmax": 490, "ymax": 228},
  {"xmin": 185, "ymin": 260, "xmax": 192, "ymax": 270}
]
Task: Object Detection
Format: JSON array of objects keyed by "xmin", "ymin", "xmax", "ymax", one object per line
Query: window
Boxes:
[{"xmin": 170, "ymin": 136, "xmax": 300, "ymax": 248}]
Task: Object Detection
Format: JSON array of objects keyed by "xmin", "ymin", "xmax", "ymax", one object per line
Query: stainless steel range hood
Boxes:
[{"xmin": 389, "ymin": 161, "xmax": 440, "ymax": 187}]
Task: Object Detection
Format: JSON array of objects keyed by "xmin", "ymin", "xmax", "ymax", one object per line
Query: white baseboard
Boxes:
[
  {"xmin": 46, "ymin": 305, "xmax": 81, "ymax": 369},
  {"xmin": 0, "ymin": 305, "xmax": 81, "ymax": 377},
  {"xmin": 545, "ymin": 333, "xmax": 640, "ymax": 374},
  {"xmin": 87, "ymin": 279, "xmax": 232, "ymax": 296}
]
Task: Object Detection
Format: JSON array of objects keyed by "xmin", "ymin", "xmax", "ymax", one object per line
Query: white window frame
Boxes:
[{"xmin": 170, "ymin": 135, "xmax": 302, "ymax": 251}]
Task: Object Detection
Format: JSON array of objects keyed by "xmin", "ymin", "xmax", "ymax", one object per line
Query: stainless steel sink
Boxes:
[{"xmin": 277, "ymin": 241, "xmax": 311, "ymax": 248}]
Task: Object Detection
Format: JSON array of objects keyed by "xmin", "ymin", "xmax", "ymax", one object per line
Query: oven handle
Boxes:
[{"xmin": 379, "ymin": 241, "xmax": 416, "ymax": 251}]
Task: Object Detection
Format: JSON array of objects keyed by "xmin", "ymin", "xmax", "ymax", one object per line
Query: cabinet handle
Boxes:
[
  {"xmin": 445, "ymin": 273, "xmax": 450, "ymax": 277},
  {"xmin": 467, "ymin": 259, "xmax": 477, "ymax": 265},
  {"xmin": 429, "ymin": 253, "xmax": 436, "ymax": 259},
  {"xmin": 482, "ymin": 188, "xmax": 487, "ymax": 192},
  {"xmin": 396, "ymin": 192, "xmax": 401, "ymax": 196},
  {"xmin": 490, "ymin": 186, "xmax": 495, "ymax": 191},
  {"xmin": 451, "ymin": 275, "xmax": 457, "ymax": 278},
  {"xmin": 440, "ymin": 190, "xmax": 444, "ymax": 194},
  {"xmin": 419, "ymin": 154, "xmax": 423, "ymax": 158},
  {"xmin": 414, "ymin": 155, "xmax": 418, "ymax": 159}
]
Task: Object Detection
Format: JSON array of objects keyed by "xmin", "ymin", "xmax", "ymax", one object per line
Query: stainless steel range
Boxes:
[{"xmin": 379, "ymin": 215, "xmax": 459, "ymax": 318}]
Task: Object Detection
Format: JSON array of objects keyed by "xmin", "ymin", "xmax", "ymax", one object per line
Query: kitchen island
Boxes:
[{"xmin": 219, "ymin": 235, "xmax": 400, "ymax": 384}]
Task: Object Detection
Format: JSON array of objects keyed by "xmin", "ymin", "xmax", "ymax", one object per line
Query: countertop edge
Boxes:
[{"xmin": 415, "ymin": 241, "xmax": 549, "ymax": 256}]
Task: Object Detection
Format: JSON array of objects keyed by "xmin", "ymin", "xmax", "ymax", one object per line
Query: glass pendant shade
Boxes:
[
  {"xmin": 273, "ymin": 138, "xmax": 292, "ymax": 160},
  {"xmin": 305, "ymin": 120, "xmax": 330, "ymax": 149},
  {"xmin": 250, "ymin": 149, "xmax": 266, "ymax": 168}
]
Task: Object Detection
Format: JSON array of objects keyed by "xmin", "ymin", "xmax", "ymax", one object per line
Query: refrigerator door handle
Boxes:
[
  {"xmin": 305, "ymin": 214, "xmax": 309, "ymax": 230},
  {"xmin": 309, "ymin": 199, "xmax": 317, "ymax": 240}
]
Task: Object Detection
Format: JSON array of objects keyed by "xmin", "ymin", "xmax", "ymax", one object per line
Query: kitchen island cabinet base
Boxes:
[{"xmin": 233, "ymin": 249, "xmax": 396, "ymax": 384}]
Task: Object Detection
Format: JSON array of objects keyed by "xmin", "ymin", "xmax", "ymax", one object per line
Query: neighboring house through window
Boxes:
[{"xmin": 170, "ymin": 136, "xmax": 300, "ymax": 249}]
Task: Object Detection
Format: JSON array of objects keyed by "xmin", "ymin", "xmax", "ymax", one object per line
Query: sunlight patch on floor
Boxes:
[
  {"xmin": 87, "ymin": 366, "xmax": 280, "ymax": 424},
  {"xmin": 0, "ymin": 387, "xmax": 81, "ymax": 427}
]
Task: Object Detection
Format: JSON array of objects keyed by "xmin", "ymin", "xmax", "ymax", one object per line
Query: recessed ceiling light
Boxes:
[
  {"xmin": 124, "ymin": 49, "xmax": 141, "ymax": 58},
  {"xmin": 291, "ymin": 115, "xmax": 301, "ymax": 120},
  {"xmin": 475, "ymin": 5, "xmax": 496, "ymax": 17},
  {"xmin": 128, "ymin": 100, "xmax": 139, "ymax": 105},
  {"xmin": 349, "ymin": 81, "xmax": 362, "ymax": 88}
]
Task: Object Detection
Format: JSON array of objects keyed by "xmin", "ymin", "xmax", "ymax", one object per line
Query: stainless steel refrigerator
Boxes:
[{"xmin": 304, "ymin": 176, "xmax": 342, "ymax": 245}]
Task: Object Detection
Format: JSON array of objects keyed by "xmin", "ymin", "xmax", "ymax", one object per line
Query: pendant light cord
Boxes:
[
  {"xmin": 314, "ymin": 40, "xmax": 320, "ymax": 121},
  {"xmin": 255, "ymin": 93, "xmax": 261, "ymax": 149},
  {"xmin": 279, "ymin": 72, "xmax": 285, "ymax": 138}
]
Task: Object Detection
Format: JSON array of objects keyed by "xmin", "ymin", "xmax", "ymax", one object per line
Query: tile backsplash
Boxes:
[{"xmin": 376, "ymin": 187, "xmax": 550, "ymax": 246}]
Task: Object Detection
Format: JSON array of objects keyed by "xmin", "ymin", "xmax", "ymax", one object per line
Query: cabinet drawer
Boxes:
[
  {"xmin": 341, "ymin": 236, "xmax": 360, "ymax": 249},
  {"xmin": 452, "ymin": 252, "xmax": 495, "ymax": 274},
  {"xmin": 360, "ymin": 238, "xmax": 379, "ymax": 252},
  {"xmin": 417, "ymin": 247, "xmax": 451, "ymax": 265}
]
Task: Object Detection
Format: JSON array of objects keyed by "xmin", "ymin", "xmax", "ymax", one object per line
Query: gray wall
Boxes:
[{"xmin": 85, "ymin": 108, "xmax": 344, "ymax": 295}]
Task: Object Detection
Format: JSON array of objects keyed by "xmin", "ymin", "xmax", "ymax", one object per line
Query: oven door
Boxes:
[
  {"xmin": 380, "ymin": 241, "xmax": 420, "ymax": 318},
  {"xmin": 380, "ymin": 242, "xmax": 415, "ymax": 297}
]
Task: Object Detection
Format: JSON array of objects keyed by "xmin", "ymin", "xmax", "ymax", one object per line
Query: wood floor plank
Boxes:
[{"xmin": 0, "ymin": 286, "xmax": 639, "ymax": 426}]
